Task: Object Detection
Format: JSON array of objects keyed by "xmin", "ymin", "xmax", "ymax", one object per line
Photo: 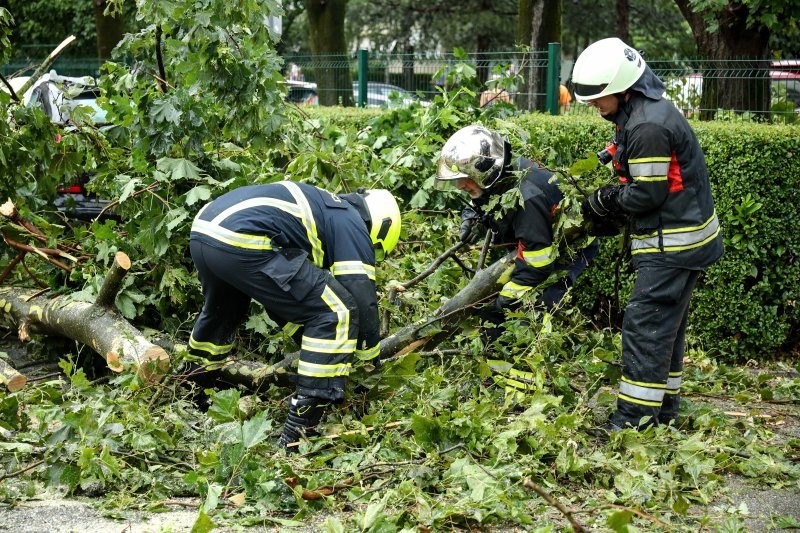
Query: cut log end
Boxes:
[
  {"xmin": 106, "ymin": 352, "xmax": 124, "ymax": 372},
  {"xmin": 114, "ymin": 251, "xmax": 131, "ymax": 271},
  {"xmin": 7, "ymin": 374, "xmax": 27, "ymax": 392},
  {"xmin": 136, "ymin": 346, "xmax": 170, "ymax": 384},
  {"xmin": 0, "ymin": 198, "xmax": 15, "ymax": 218}
]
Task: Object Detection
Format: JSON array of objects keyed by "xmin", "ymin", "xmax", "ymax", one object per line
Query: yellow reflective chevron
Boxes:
[
  {"xmin": 297, "ymin": 360, "xmax": 352, "ymax": 377},
  {"xmin": 189, "ymin": 335, "xmax": 234, "ymax": 356},
  {"xmin": 300, "ymin": 336, "xmax": 357, "ymax": 354},
  {"xmin": 499, "ymin": 281, "xmax": 533, "ymax": 299},
  {"xmin": 631, "ymin": 211, "xmax": 720, "ymax": 255},
  {"xmin": 191, "ymin": 219, "xmax": 273, "ymax": 250},
  {"xmin": 356, "ymin": 344, "xmax": 380, "ymax": 360},
  {"xmin": 619, "ymin": 376, "xmax": 666, "ymax": 404},
  {"xmin": 521, "ymin": 246, "xmax": 554, "ymax": 268},
  {"xmin": 330, "ymin": 261, "xmax": 376, "ymax": 280},
  {"xmin": 282, "ymin": 322, "xmax": 301, "ymax": 337},
  {"xmin": 321, "ymin": 285, "xmax": 350, "ymax": 344},
  {"xmin": 277, "ymin": 181, "xmax": 324, "ymax": 267}
]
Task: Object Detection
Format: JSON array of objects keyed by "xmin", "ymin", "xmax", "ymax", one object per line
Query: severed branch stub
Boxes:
[
  {"xmin": 96, "ymin": 251, "xmax": 132, "ymax": 308},
  {"xmin": 0, "ymin": 358, "xmax": 27, "ymax": 392}
]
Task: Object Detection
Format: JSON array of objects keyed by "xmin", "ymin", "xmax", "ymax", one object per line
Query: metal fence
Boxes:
[{"xmin": 5, "ymin": 44, "xmax": 800, "ymax": 121}]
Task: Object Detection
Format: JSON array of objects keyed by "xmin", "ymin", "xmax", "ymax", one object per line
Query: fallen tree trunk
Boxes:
[{"xmin": 0, "ymin": 252, "xmax": 168, "ymax": 386}]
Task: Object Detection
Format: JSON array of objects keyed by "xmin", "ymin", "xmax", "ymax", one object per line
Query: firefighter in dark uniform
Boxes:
[
  {"xmin": 187, "ymin": 181, "xmax": 401, "ymax": 451},
  {"xmin": 436, "ymin": 125, "xmax": 598, "ymax": 403},
  {"xmin": 573, "ymin": 38, "xmax": 723, "ymax": 430}
]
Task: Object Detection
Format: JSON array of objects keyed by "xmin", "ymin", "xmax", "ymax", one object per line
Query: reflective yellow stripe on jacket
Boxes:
[
  {"xmin": 629, "ymin": 156, "xmax": 670, "ymax": 182},
  {"xmin": 330, "ymin": 261, "xmax": 376, "ymax": 280},
  {"xmin": 521, "ymin": 245, "xmax": 555, "ymax": 268},
  {"xmin": 631, "ymin": 211, "xmax": 720, "ymax": 255},
  {"xmin": 499, "ymin": 281, "xmax": 533, "ymax": 299}
]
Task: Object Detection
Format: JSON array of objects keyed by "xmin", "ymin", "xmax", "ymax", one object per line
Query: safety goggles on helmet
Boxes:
[
  {"xmin": 571, "ymin": 37, "xmax": 646, "ymax": 103},
  {"xmin": 435, "ymin": 125, "xmax": 508, "ymax": 191},
  {"xmin": 342, "ymin": 189, "xmax": 402, "ymax": 262}
]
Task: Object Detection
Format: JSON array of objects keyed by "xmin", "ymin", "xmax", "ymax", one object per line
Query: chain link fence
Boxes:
[{"xmin": 4, "ymin": 45, "xmax": 799, "ymax": 121}]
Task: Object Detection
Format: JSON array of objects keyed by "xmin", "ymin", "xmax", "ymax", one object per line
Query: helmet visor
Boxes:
[{"xmin": 574, "ymin": 82, "xmax": 608, "ymax": 102}]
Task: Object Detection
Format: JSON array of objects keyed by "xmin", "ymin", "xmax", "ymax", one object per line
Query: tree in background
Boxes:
[
  {"xmin": 674, "ymin": 0, "xmax": 800, "ymax": 119},
  {"xmin": 0, "ymin": 0, "xmax": 97, "ymax": 59},
  {"xmin": 93, "ymin": 0, "xmax": 124, "ymax": 60},
  {"xmin": 517, "ymin": 0, "xmax": 561, "ymax": 111},
  {"xmin": 305, "ymin": 0, "xmax": 352, "ymax": 106}
]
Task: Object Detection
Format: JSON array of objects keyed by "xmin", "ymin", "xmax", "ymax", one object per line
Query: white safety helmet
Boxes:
[
  {"xmin": 435, "ymin": 125, "xmax": 508, "ymax": 190},
  {"xmin": 572, "ymin": 37, "xmax": 646, "ymax": 103}
]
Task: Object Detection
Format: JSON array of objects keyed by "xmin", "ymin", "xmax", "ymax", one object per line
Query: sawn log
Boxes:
[{"xmin": 0, "ymin": 252, "xmax": 168, "ymax": 385}]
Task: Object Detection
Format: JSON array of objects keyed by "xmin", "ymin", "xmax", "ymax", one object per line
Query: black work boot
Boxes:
[{"xmin": 279, "ymin": 394, "xmax": 329, "ymax": 454}]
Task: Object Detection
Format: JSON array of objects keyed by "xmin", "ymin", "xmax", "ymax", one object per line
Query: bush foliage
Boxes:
[{"xmin": 2, "ymin": 3, "xmax": 800, "ymax": 529}]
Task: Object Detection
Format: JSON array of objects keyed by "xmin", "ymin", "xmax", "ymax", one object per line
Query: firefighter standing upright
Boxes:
[
  {"xmin": 187, "ymin": 181, "xmax": 401, "ymax": 451},
  {"xmin": 573, "ymin": 38, "xmax": 723, "ymax": 430}
]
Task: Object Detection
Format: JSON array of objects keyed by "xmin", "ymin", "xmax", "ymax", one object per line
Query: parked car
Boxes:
[
  {"xmin": 23, "ymin": 71, "xmax": 108, "ymax": 125},
  {"xmin": 285, "ymin": 80, "xmax": 424, "ymax": 108},
  {"xmin": 285, "ymin": 80, "xmax": 319, "ymax": 106},
  {"xmin": 665, "ymin": 71, "xmax": 800, "ymax": 116},
  {"xmin": 19, "ymin": 71, "xmax": 114, "ymax": 221}
]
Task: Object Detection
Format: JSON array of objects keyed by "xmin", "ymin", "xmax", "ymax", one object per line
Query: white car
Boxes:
[{"xmin": 22, "ymin": 70, "xmax": 107, "ymax": 125}]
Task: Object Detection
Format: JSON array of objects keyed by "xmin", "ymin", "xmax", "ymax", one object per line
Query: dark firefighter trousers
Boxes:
[
  {"xmin": 189, "ymin": 241, "xmax": 359, "ymax": 402},
  {"xmin": 611, "ymin": 265, "xmax": 700, "ymax": 428}
]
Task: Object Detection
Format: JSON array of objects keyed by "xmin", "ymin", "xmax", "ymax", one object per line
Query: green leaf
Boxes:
[
  {"xmin": 410, "ymin": 414, "xmax": 440, "ymax": 447},
  {"xmin": 186, "ymin": 185, "xmax": 212, "ymax": 206},
  {"xmin": 207, "ymin": 389, "xmax": 241, "ymax": 423},
  {"xmin": 241, "ymin": 411, "xmax": 272, "ymax": 449},
  {"xmin": 360, "ymin": 492, "xmax": 390, "ymax": 530},
  {"xmin": 150, "ymin": 98, "xmax": 182, "ymax": 125},
  {"xmin": 157, "ymin": 157, "xmax": 203, "ymax": 182},
  {"xmin": 607, "ymin": 509, "xmax": 633, "ymax": 532},
  {"xmin": 569, "ymin": 153, "xmax": 600, "ymax": 176},
  {"xmin": 321, "ymin": 516, "xmax": 346, "ymax": 533},
  {"xmin": 409, "ymin": 188, "xmax": 430, "ymax": 208},
  {"xmin": 190, "ymin": 510, "xmax": 216, "ymax": 533},
  {"xmin": 202, "ymin": 483, "xmax": 223, "ymax": 513}
]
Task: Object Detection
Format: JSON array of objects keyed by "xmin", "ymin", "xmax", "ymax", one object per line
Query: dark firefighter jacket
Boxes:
[
  {"xmin": 473, "ymin": 158, "xmax": 566, "ymax": 301},
  {"xmin": 609, "ymin": 80, "xmax": 724, "ymax": 269},
  {"xmin": 189, "ymin": 181, "xmax": 380, "ymax": 359}
]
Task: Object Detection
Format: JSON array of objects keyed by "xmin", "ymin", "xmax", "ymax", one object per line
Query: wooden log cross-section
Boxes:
[{"xmin": 0, "ymin": 252, "xmax": 169, "ymax": 389}]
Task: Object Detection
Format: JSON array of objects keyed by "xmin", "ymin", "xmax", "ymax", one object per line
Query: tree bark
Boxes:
[
  {"xmin": 304, "ymin": 0, "xmax": 353, "ymax": 107},
  {"xmin": 616, "ymin": 0, "xmax": 630, "ymax": 43},
  {"xmin": 93, "ymin": 0, "xmax": 125, "ymax": 60},
  {"xmin": 517, "ymin": 0, "xmax": 562, "ymax": 111},
  {"xmin": 0, "ymin": 252, "xmax": 168, "ymax": 382},
  {"xmin": 674, "ymin": 0, "xmax": 771, "ymax": 119}
]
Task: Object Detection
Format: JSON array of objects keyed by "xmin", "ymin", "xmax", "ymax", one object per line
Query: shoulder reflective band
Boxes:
[
  {"xmin": 276, "ymin": 181, "xmax": 325, "ymax": 267},
  {"xmin": 191, "ymin": 219, "xmax": 273, "ymax": 250}
]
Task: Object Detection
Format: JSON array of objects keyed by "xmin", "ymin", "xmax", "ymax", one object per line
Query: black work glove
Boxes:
[
  {"xmin": 459, "ymin": 206, "xmax": 485, "ymax": 244},
  {"xmin": 583, "ymin": 185, "xmax": 622, "ymax": 218},
  {"xmin": 279, "ymin": 394, "xmax": 329, "ymax": 454}
]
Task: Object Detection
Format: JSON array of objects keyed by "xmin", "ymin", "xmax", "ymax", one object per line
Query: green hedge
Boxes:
[
  {"xmin": 310, "ymin": 109, "xmax": 800, "ymax": 359},
  {"xmin": 520, "ymin": 116, "xmax": 800, "ymax": 359}
]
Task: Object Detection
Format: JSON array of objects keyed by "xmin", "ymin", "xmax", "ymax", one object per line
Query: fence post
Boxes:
[
  {"xmin": 357, "ymin": 49, "xmax": 368, "ymax": 108},
  {"xmin": 545, "ymin": 42, "xmax": 561, "ymax": 115}
]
